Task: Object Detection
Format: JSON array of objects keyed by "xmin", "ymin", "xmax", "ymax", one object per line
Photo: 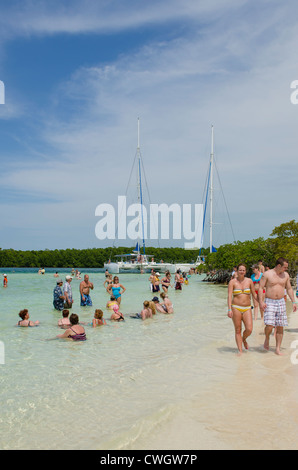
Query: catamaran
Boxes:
[
  {"xmin": 104, "ymin": 119, "xmax": 163, "ymax": 274},
  {"xmin": 174, "ymin": 125, "xmax": 218, "ymax": 272},
  {"xmin": 104, "ymin": 123, "xmax": 226, "ymax": 274}
]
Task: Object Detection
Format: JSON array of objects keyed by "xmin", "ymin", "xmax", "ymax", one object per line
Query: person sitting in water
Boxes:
[
  {"xmin": 148, "ymin": 300, "xmax": 157, "ymax": 315},
  {"xmin": 92, "ymin": 309, "xmax": 106, "ymax": 327},
  {"xmin": 57, "ymin": 314, "xmax": 87, "ymax": 341},
  {"xmin": 160, "ymin": 292, "xmax": 174, "ymax": 314},
  {"xmin": 131, "ymin": 301, "xmax": 153, "ymax": 320},
  {"xmin": 106, "ymin": 295, "xmax": 118, "ymax": 311},
  {"xmin": 139, "ymin": 301, "xmax": 153, "ymax": 320},
  {"xmin": 151, "ymin": 296, "xmax": 167, "ymax": 313},
  {"xmin": 110, "ymin": 304, "xmax": 125, "ymax": 322},
  {"xmin": 17, "ymin": 309, "xmax": 39, "ymax": 327},
  {"xmin": 58, "ymin": 309, "xmax": 71, "ymax": 328}
]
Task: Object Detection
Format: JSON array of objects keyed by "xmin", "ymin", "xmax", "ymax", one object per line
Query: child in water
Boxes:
[
  {"xmin": 110, "ymin": 304, "xmax": 125, "ymax": 322},
  {"xmin": 17, "ymin": 309, "xmax": 39, "ymax": 327},
  {"xmin": 106, "ymin": 295, "xmax": 118, "ymax": 311},
  {"xmin": 160, "ymin": 292, "xmax": 174, "ymax": 314},
  {"xmin": 130, "ymin": 301, "xmax": 153, "ymax": 320},
  {"xmin": 92, "ymin": 309, "xmax": 106, "ymax": 327},
  {"xmin": 58, "ymin": 309, "xmax": 71, "ymax": 328}
]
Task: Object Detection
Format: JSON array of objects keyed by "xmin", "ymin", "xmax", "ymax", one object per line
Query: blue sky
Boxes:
[{"xmin": 0, "ymin": 0, "xmax": 297, "ymax": 251}]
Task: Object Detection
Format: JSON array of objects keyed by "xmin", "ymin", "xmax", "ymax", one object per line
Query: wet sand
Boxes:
[{"xmin": 134, "ymin": 306, "xmax": 298, "ymax": 450}]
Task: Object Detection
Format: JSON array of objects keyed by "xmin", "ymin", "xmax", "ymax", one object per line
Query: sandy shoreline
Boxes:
[{"xmin": 134, "ymin": 305, "xmax": 298, "ymax": 450}]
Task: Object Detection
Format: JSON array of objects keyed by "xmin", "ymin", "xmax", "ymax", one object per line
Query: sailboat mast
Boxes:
[
  {"xmin": 137, "ymin": 117, "xmax": 141, "ymax": 206},
  {"xmin": 137, "ymin": 118, "xmax": 146, "ymax": 255},
  {"xmin": 209, "ymin": 125, "xmax": 214, "ymax": 253}
]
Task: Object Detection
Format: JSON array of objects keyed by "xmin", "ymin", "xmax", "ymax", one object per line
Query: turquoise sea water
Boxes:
[
  {"xmin": 0, "ymin": 270, "xmax": 235, "ymax": 449},
  {"xmin": 1, "ymin": 270, "xmax": 297, "ymax": 450}
]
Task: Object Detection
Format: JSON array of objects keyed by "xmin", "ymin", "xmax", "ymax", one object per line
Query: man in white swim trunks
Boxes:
[{"xmin": 258, "ymin": 257, "xmax": 297, "ymax": 355}]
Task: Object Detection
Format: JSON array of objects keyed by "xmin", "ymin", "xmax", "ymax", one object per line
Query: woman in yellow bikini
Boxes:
[{"xmin": 227, "ymin": 263, "xmax": 257, "ymax": 355}]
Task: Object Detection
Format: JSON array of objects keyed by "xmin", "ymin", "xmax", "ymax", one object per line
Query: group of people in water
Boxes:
[
  {"xmin": 103, "ymin": 271, "xmax": 176, "ymax": 320},
  {"xmin": 228, "ymin": 257, "xmax": 297, "ymax": 356},
  {"xmin": 15, "ymin": 257, "xmax": 298, "ymax": 353},
  {"xmin": 17, "ymin": 268, "xmax": 186, "ymax": 341}
]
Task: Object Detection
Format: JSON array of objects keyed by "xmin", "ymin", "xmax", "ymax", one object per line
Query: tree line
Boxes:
[
  {"xmin": 0, "ymin": 220, "xmax": 296, "ymax": 277},
  {"xmin": 204, "ymin": 220, "xmax": 298, "ymax": 278},
  {"xmin": 0, "ymin": 246, "xmax": 206, "ymax": 269}
]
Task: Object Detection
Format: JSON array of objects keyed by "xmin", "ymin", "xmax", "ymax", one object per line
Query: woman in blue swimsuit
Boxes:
[{"xmin": 108, "ymin": 276, "xmax": 126, "ymax": 305}]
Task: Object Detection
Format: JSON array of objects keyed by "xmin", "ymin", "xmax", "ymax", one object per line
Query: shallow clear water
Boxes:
[
  {"xmin": 0, "ymin": 271, "xmax": 236, "ymax": 449},
  {"xmin": 1, "ymin": 270, "xmax": 297, "ymax": 450}
]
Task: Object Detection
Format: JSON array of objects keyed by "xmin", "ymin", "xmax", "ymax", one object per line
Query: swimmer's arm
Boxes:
[
  {"xmin": 57, "ymin": 329, "xmax": 71, "ymax": 338},
  {"xmin": 120, "ymin": 284, "xmax": 126, "ymax": 294}
]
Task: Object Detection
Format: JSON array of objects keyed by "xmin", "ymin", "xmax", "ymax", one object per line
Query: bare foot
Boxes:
[
  {"xmin": 243, "ymin": 338, "xmax": 249, "ymax": 350},
  {"xmin": 275, "ymin": 349, "xmax": 284, "ymax": 356},
  {"xmin": 264, "ymin": 338, "xmax": 270, "ymax": 351}
]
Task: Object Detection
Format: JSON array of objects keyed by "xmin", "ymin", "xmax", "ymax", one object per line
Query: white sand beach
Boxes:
[{"xmin": 134, "ymin": 306, "xmax": 298, "ymax": 450}]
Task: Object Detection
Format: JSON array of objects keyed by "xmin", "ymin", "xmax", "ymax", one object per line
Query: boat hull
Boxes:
[{"xmin": 104, "ymin": 263, "xmax": 120, "ymax": 274}]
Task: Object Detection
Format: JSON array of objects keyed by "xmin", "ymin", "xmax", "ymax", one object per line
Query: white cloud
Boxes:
[
  {"xmin": 0, "ymin": 1, "xmax": 298, "ymax": 249},
  {"xmin": 0, "ymin": 0, "xmax": 247, "ymax": 37}
]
